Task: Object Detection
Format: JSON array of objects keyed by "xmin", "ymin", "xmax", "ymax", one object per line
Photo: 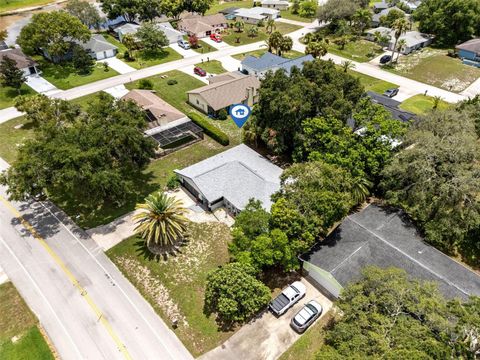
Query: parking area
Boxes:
[
  {"xmin": 199, "ymin": 278, "xmax": 333, "ymax": 360},
  {"xmin": 179, "ymin": 65, "xmax": 210, "ymax": 83},
  {"xmin": 202, "ymin": 37, "xmax": 232, "ymax": 50}
]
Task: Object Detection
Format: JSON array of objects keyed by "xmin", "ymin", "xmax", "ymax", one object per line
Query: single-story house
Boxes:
[
  {"xmin": 241, "ymin": 52, "xmax": 314, "ymax": 78},
  {"xmin": 122, "ymin": 89, "xmax": 203, "ymax": 151},
  {"xmin": 400, "ymin": 0, "xmax": 421, "ymax": 11},
  {"xmin": 78, "ymin": 34, "xmax": 117, "ymax": 60},
  {"xmin": 300, "ymin": 204, "xmax": 480, "ymax": 300},
  {"xmin": 260, "ymin": 0, "xmax": 289, "ymax": 10},
  {"xmin": 177, "ymin": 13, "xmax": 228, "ymax": 38},
  {"xmin": 0, "ymin": 48, "xmax": 39, "ymax": 76},
  {"xmin": 187, "ymin": 71, "xmax": 260, "ymax": 117},
  {"xmin": 114, "ymin": 22, "xmax": 183, "ymax": 44},
  {"xmin": 234, "ymin": 7, "xmax": 280, "ymax": 24},
  {"xmin": 175, "ymin": 144, "xmax": 282, "ymax": 214},
  {"xmin": 372, "ymin": 6, "xmax": 405, "ymax": 27},
  {"xmin": 94, "ymin": 2, "xmax": 125, "ymax": 29},
  {"xmin": 113, "ymin": 23, "xmax": 140, "ymax": 42},
  {"xmin": 455, "ymin": 38, "xmax": 480, "ymax": 68},
  {"xmin": 366, "ymin": 91, "xmax": 416, "ymax": 122},
  {"xmin": 373, "ymin": 0, "xmax": 389, "ymax": 11},
  {"xmin": 219, "ymin": 7, "xmax": 240, "ymax": 20},
  {"xmin": 366, "ymin": 27, "xmax": 433, "ymax": 54}
]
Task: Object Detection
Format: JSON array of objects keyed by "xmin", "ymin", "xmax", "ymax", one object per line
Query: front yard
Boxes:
[
  {"xmin": 222, "ymin": 22, "xmax": 302, "ymax": 46},
  {"xmin": 327, "ymin": 37, "xmax": 384, "ymax": 62},
  {"xmin": 107, "ymin": 222, "xmax": 234, "ymax": 356},
  {"xmin": 399, "ymin": 94, "xmax": 450, "ymax": 115},
  {"xmin": 0, "ymin": 282, "xmax": 54, "ymax": 360},
  {"xmin": 0, "ymin": 84, "xmax": 35, "ymax": 110},
  {"xmin": 386, "ymin": 48, "xmax": 480, "ymax": 92},
  {"xmin": 195, "ymin": 60, "xmax": 226, "ymax": 74},
  {"xmin": 35, "ymin": 57, "xmax": 119, "ymax": 90},
  {"xmin": 232, "ymin": 49, "xmax": 304, "ymax": 61},
  {"xmin": 350, "ymin": 70, "xmax": 398, "ymax": 94}
]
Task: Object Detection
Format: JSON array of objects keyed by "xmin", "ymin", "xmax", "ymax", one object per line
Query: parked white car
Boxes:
[
  {"xmin": 290, "ymin": 300, "xmax": 323, "ymax": 333},
  {"xmin": 269, "ymin": 281, "xmax": 306, "ymax": 316}
]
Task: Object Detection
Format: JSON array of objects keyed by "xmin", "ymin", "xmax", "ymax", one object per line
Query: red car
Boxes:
[
  {"xmin": 194, "ymin": 66, "xmax": 207, "ymax": 77},
  {"xmin": 210, "ymin": 33, "xmax": 222, "ymax": 42}
]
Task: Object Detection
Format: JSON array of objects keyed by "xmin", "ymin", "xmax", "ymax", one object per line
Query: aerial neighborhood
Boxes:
[{"xmin": 0, "ymin": 0, "xmax": 480, "ymax": 359}]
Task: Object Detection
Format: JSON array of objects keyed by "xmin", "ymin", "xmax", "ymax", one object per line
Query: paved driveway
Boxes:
[
  {"xmin": 200, "ymin": 278, "xmax": 333, "ymax": 360},
  {"xmin": 179, "ymin": 65, "xmax": 210, "ymax": 83},
  {"xmin": 217, "ymin": 55, "xmax": 242, "ymax": 72},
  {"xmin": 98, "ymin": 57, "xmax": 135, "ymax": 74},
  {"xmin": 25, "ymin": 75, "xmax": 59, "ymax": 94},
  {"xmin": 202, "ymin": 37, "xmax": 232, "ymax": 50},
  {"xmin": 169, "ymin": 43, "xmax": 198, "ymax": 58}
]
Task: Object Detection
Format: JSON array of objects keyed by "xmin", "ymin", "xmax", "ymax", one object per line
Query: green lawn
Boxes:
[
  {"xmin": 191, "ymin": 40, "xmax": 217, "ymax": 54},
  {"xmin": 279, "ymin": 309, "xmax": 336, "ymax": 360},
  {"xmin": 327, "ymin": 38, "xmax": 384, "ymax": 62},
  {"xmin": 107, "ymin": 222, "xmax": 234, "ymax": 356},
  {"xmin": 0, "ymin": 0, "xmax": 53, "ymax": 13},
  {"xmin": 399, "ymin": 94, "xmax": 451, "ymax": 115},
  {"xmin": 0, "ymin": 84, "xmax": 35, "ymax": 110},
  {"xmin": 0, "ymin": 116, "xmax": 34, "ymax": 163},
  {"xmin": 387, "ymin": 48, "xmax": 480, "ymax": 92},
  {"xmin": 102, "ymin": 34, "xmax": 183, "ymax": 69},
  {"xmin": 0, "ymin": 282, "xmax": 54, "ymax": 360},
  {"xmin": 222, "ymin": 22, "xmax": 302, "ymax": 46},
  {"xmin": 205, "ymin": 0, "xmax": 253, "ymax": 15},
  {"xmin": 280, "ymin": 9, "xmax": 315, "ymax": 23},
  {"xmin": 350, "ymin": 70, "xmax": 398, "ymax": 94},
  {"xmin": 35, "ymin": 57, "xmax": 119, "ymax": 90},
  {"xmin": 195, "ymin": 60, "xmax": 226, "ymax": 74},
  {"xmin": 232, "ymin": 49, "xmax": 304, "ymax": 61}
]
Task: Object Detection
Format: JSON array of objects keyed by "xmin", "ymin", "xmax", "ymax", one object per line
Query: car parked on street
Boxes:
[
  {"xmin": 290, "ymin": 300, "xmax": 323, "ymax": 333},
  {"xmin": 383, "ymin": 88, "xmax": 399, "ymax": 97},
  {"xmin": 194, "ymin": 66, "xmax": 207, "ymax": 76},
  {"xmin": 379, "ymin": 55, "xmax": 391, "ymax": 64},
  {"xmin": 269, "ymin": 281, "xmax": 306, "ymax": 316},
  {"xmin": 178, "ymin": 39, "xmax": 191, "ymax": 50},
  {"xmin": 210, "ymin": 33, "xmax": 222, "ymax": 42}
]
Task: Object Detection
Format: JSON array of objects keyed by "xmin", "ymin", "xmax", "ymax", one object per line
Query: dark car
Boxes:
[
  {"xmin": 194, "ymin": 67, "xmax": 207, "ymax": 77},
  {"xmin": 379, "ymin": 55, "xmax": 391, "ymax": 64},
  {"xmin": 383, "ymin": 88, "xmax": 399, "ymax": 98}
]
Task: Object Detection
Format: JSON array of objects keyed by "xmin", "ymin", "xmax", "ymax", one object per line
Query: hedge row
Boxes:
[{"xmin": 188, "ymin": 112, "xmax": 230, "ymax": 146}]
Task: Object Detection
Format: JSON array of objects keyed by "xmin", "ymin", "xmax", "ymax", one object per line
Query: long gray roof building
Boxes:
[
  {"xmin": 175, "ymin": 144, "xmax": 282, "ymax": 214},
  {"xmin": 301, "ymin": 204, "xmax": 480, "ymax": 299}
]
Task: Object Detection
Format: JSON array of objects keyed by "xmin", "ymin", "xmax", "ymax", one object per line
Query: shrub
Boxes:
[
  {"xmin": 166, "ymin": 174, "xmax": 180, "ymax": 190},
  {"xmin": 167, "ymin": 79, "xmax": 178, "ymax": 85},
  {"xmin": 257, "ymin": 19, "xmax": 265, "ymax": 27},
  {"xmin": 217, "ymin": 108, "xmax": 228, "ymax": 120},
  {"xmin": 139, "ymin": 79, "xmax": 153, "ymax": 89},
  {"xmin": 204, "ymin": 262, "xmax": 271, "ymax": 325},
  {"xmin": 187, "ymin": 112, "xmax": 229, "ymax": 145},
  {"xmin": 103, "ymin": 62, "xmax": 109, "ymax": 71},
  {"xmin": 124, "ymin": 50, "xmax": 130, "ymax": 60}
]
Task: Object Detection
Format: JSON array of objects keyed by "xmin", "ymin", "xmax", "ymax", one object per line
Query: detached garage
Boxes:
[{"xmin": 79, "ymin": 34, "xmax": 118, "ymax": 60}]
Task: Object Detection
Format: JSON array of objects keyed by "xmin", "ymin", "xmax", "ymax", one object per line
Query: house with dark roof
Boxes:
[
  {"xmin": 187, "ymin": 71, "xmax": 260, "ymax": 117},
  {"xmin": 456, "ymin": 38, "xmax": 480, "ymax": 68},
  {"xmin": 175, "ymin": 144, "xmax": 282, "ymax": 214},
  {"xmin": 241, "ymin": 52, "xmax": 314, "ymax": 79},
  {"xmin": 366, "ymin": 91, "xmax": 416, "ymax": 123},
  {"xmin": 300, "ymin": 204, "xmax": 480, "ymax": 300},
  {"xmin": 122, "ymin": 89, "xmax": 203, "ymax": 152},
  {"xmin": 0, "ymin": 48, "xmax": 39, "ymax": 76}
]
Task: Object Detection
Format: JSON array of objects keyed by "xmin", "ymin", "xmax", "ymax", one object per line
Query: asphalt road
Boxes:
[{"xmin": 0, "ymin": 183, "xmax": 193, "ymax": 360}]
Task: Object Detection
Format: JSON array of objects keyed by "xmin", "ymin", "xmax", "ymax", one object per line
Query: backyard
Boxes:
[
  {"xmin": 103, "ymin": 34, "xmax": 183, "ymax": 69},
  {"xmin": 399, "ymin": 94, "xmax": 450, "ymax": 115},
  {"xmin": 34, "ymin": 56, "xmax": 119, "ymax": 90},
  {"xmin": 107, "ymin": 222, "xmax": 234, "ymax": 356},
  {"xmin": 386, "ymin": 48, "xmax": 480, "ymax": 92},
  {"xmin": 0, "ymin": 282, "xmax": 54, "ymax": 360},
  {"xmin": 222, "ymin": 21, "xmax": 302, "ymax": 46},
  {"xmin": 0, "ymin": 84, "xmax": 35, "ymax": 110}
]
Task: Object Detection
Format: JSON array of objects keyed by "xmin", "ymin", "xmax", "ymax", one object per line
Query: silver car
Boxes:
[{"xmin": 290, "ymin": 300, "xmax": 323, "ymax": 333}]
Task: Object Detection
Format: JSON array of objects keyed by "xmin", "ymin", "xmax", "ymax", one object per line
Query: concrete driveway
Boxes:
[
  {"xmin": 179, "ymin": 65, "xmax": 210, "ymax": 83},
  {"xmin": 98, "ymin": 57, "xmax": 135, "ymax": 74},
  {"xmin": 25, "ymin": 75, "xmax": 59, "ymax": 94},
  {"xmin": 217, "ymin": 55, "xmax": 242, "ymax": 72},
  {"xmin": 169, "ymin": 43, "xmax": 198, "ymax": 58},
  {"xmin": 200, "ymin": 278, "xmax": 333, "ymax": 360},
  {"xmin": 202, "ymin": 37, "xmax": 232, "ymax": 50}
]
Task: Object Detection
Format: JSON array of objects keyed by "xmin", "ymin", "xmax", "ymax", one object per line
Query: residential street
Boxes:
[{"xmin": 0, "ymin": 174, "xmax": 193, "ymax": 360}]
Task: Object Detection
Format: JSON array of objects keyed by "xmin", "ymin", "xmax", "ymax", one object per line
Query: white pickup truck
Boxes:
[{"xmin": 269, "ymin": 281, "xmax": 306, "ymax": 316}]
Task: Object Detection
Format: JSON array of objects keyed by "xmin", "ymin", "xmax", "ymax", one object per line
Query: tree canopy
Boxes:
[
  {"xmin": 414, "ymin": 0, "xmax": 480, "ymax": 46},
  {"xmin": 381, "ymin": 107, "xmax": 480, "ymax": 265},
  {"xmin": 317, "ymin": 0, "xmax": 368, "ymax": 24},
  {"xmin": 65, "ymin": 0, "xmax": 103, "ymax": 29},
  {"xmin": 17, "ymin": 11, "xmax": 91, "ymax": 62},
  {"xmin": 136, "ymin": 22, "xmax": 169, "ymax": 53},
  {"xmin": 0, "ymin": 93, "xmax": 156, "ymax": 210},
  {"xmin": 0, "ymin": 57, "xmax": 26, "ymax": 93},
  {"xmin": 316, "ymin": 266, "xmax": 480, "ymax": 359}
]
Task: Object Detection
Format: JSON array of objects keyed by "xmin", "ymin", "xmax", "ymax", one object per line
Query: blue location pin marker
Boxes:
[{"xmin": 229, "ymin": 104, "xmax": 251, "ymax": 128}]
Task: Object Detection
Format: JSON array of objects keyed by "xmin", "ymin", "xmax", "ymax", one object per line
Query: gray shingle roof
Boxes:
[
  {"xmin": 301, "ymin": 204, "xmax": 480, "ymax": 300},
  {"xmin": 175, "ymin": 144, "xmax": 282, "ymax": 210},
  {"xmin": 79, "ymin": 34, "xmax": 117, "ymax": 53},
  {"xmin": 242, "ymin": 52, "xmax": 314, "ymax": 74},
  {"xmin": 367, "ymin": 91, "xmax": 416, "ymax": 123},
  {"xmin": 456, "ymin": 38, "xmax": 480, "ymax": 54}
]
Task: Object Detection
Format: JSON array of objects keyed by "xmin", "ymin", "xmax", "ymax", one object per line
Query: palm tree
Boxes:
[
  {"xmin": 122, "ymin": 34, "xmax": 138, "ymax": 58},
  {"xmin": 389, "ymin": 17, "xmax": 409, "ymax": 65},
  {"xmin": 353, "ymin": 8, "xmax": 372, "ymax": 35},
  {"xmin": 278, "ymin": 36, "xmax": 293, "ymax": 56},
  {"xmin": 305, "ymin": 41, "xmax": 328, "ymax": 58},
  {"xmin": 266, "ymin": 19, "xmax": 276, "ymax": 34},
  {"xmin": 395, "ymin": 39, "xmax": 406, "ymax": 62},
  {"xmin": 248, "ymin": 26, "xmax": 258, "ymax": 38},
  {"xmin": 133, "ymin": 192, "xmax": 189, "ymax": 254},
  {"xmin": 341, "ymin": 60, "xmax": 355, "ymax": 72},
  {"xmin": 266, "ymin": 31, "xmax": 283, "ymax": 54},
  {"xmin": 432, "ymin": 96, "xmax": 442, "ymax": 110},
  {"xmin": 234, "ymin": 20, "xmax": 245, "ymax": 32},
  {"xmin": 351, "ymin": 177, "xmax": 373, "ymax": 205}
]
